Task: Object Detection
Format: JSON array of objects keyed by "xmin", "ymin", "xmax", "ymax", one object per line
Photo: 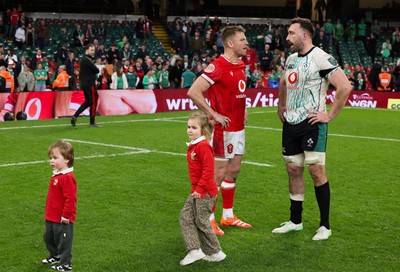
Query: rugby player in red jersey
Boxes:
[{"xmin": 188, "ymin": 25, "xmax": 252, "ymax": 236}]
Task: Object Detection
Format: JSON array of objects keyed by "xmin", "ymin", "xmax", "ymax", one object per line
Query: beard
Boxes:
[{"xmin": 289, "ymin": 41, "xmax": 302, "ymax": 54}]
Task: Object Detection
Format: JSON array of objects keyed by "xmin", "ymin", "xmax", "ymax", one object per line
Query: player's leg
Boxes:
[
  {"xmin": 208, "ymin": 128, "xmax": 227, "ymax": 235},
  {"xmin": 219, "ymin": 130, "xmax": 251, "ymax": 228},
  {"xmin": 272, "ymin": 122, "xmax": 305, "ymax": 233},
  {"xmin": 304, "ymin": 122, "xmax": 331, "ymax": 240}
]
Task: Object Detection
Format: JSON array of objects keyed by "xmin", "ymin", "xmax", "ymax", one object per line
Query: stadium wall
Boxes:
[{"xmin": 1, "ymin": 89, "xmax": 399, "ymax": 121}]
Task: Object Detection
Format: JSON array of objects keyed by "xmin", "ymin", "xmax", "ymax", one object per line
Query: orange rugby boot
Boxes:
[{"xmin": 220, "ymin": 215, "xmax": 252, "ymax": 229}]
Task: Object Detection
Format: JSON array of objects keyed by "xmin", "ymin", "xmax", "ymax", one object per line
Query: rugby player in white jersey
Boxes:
[{"xmin": 273, "ymin": 17, "xmax": 352, "ymax": 240}]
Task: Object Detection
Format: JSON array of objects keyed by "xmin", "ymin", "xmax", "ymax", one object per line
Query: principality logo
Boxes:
[
  {"xmin": 288, "ymin": 72, "xmax": 298, "ymax": 84},
  {"xmin": 352, "ymin": 93, "xmax": 373, "ymax": 101},
  {"xmin": 191, "ymin": 151, "xmax": 196, "ymax": 160},
  {"xmin": 53, "ymin": 179, "xmax": 58, "ymax": 186},
  {"xmin": 204, "ymin": 64, "xmax": 215, "ymax": 73}
]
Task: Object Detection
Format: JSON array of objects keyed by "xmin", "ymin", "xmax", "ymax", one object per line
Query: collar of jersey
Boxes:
[
  {"xmin": 52, "ymin": 167, "xmax": 74, "ymax": 176},
  {"xmin": 298, "ymin": 46, "xmax": 316, "ymax": 58},
  {"xmin": 187, "ymin": 135, "xmax": 206, "ymax": 146}
]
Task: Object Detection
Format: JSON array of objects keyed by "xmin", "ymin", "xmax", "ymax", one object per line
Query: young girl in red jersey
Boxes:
[
  {"xmin": 179, "ymin": 112, "xmax": 226, "ymax": 266},
  {"xmin": 42, "ymin": 140, "xmax": 77, "ymax": 272}
]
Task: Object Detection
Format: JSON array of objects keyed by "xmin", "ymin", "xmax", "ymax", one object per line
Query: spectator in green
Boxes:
[
  {"xmin": 342, "ymin": 62, "xmax": 352, "ymax": 77},
  {"xmin": 334, "ymin": 19, "xmax": 344, "ymax": 44},
  {"xmin": 323, "ymin": 18, "xmax": 333, "ymax": 45},
  {"xmin": 347, "ymin": 20, "xmax": 356, "ymax": 41},
  {"xmin": 117, "ymin": 35, "xmax": 129, "ymax": 50},
  {"xmin": 250, "ymin": 64, "xmax": 263, "ymax": 88},
  {"xmin": 158, "ymin": 62, "xmax": 170, "ymax": 89},
  {"xmin": 381, "ymin": 38, "xmax": 392, "ymax": 64},
  {"xmin": 38, "ymin": 54, "xmax": 49, "ymax": 72},
  {"xmin": 276, "ymin": 65, "xmax": 284, "ymax": 80},
  {"xmin": 34, "ymin": 62, "xmax": 48, "ymax": 91},
  {"xmin": 181, "ymin": 65, "xmax": 196, "ymax": 88},
  {"xmin": 142, "ymin": 66, "xmax": 158, "ymax": 89},
  {"xmin": 267, "ymin": 68, "xmax": 279, "ymax": 88},
  {"xmin": 125, "ymin": 65, "xmax": 139, "ymax": 89},
  {"xmin": 357, "ymin": 18, "xmax": 368, "ymax": 46}
]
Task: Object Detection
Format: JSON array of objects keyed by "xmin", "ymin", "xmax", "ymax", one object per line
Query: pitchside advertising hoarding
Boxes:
[{"xmin": 1, "ymin": 89, "xmax": 400, "ymax": 121}]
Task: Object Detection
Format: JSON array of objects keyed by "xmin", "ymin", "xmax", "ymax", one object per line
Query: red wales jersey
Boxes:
[
  {"xmin": 45, "ymin": 168, "xmax": 77, "ymax": 224},
  {"xmin": 201, "ymin": 55, "xmax": 247, "ymax": 132},
  {"xmin": 187, "ymin": 137, "xmax": 218, "ymax": 198}
]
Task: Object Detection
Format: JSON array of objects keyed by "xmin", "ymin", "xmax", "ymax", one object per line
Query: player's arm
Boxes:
[
  {"xmin": 309, "ymin": 68, "xmax": 352, "ymax": 124},
  {"xmin": 326, "ymin": 68, "xmax": 352, "ymax": 120},
  {"xmin": 187, "ymin": 76, "xmax": 231, "ymax": 128},
  {"xmin": 277, "ymin": 70, "xmax": 287, "ymax": 123}
]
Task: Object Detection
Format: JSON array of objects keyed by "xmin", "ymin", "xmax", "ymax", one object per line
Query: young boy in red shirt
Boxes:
[{"xmin": 42, "ymin": 140, "xmax": 77, "ymax": 272}]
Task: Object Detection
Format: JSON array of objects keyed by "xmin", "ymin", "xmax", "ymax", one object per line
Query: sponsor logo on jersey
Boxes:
[
  {"xmin": 238, "ymin": 79, "xmax": 246, "ymax": 93},
  {"xmin": 191, "ymin": 151, "xmax": 196, "ymax": 160},
  {"xmin": 204, "ymin": 64, "xmax": 215, "ymax": 73},
  {"xmin": 53, "ymin": 179, "xmax": 58, "ymax": 186},
  {"xmin": 288, "ymin": 72, "xmax": 298, "ymax": 85}
]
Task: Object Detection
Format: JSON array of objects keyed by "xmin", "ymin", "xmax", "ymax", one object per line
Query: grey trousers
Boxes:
[
  {"xmin": 180, "ymin": 194, "xmax": 221, "ymax": 255},
  {"xmin": 43, "ymin": 221, "xmax": 74, "ymax": 265}
]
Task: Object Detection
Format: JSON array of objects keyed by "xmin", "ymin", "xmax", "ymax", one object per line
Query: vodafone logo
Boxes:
[
  {"xmin": 288, "ymin": 72, "xmax": 298, "ymax": 84},
  {"xmin": 238, "ymin": 79, "xmax": 246, "ymax": 92},
  {"xmin": 25, "ymin": 98, "xmax": 42, "ymax": 120}
]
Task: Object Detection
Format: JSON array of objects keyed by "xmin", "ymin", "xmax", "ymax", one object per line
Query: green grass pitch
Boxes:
[{"xmin": 0, "ymin": 106, "xmax": 399, "ymax": 272}]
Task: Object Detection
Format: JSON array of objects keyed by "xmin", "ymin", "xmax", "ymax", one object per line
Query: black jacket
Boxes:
[{"xmin": 79, "ymin": 55, "xmax": 99, "ymax": 86}]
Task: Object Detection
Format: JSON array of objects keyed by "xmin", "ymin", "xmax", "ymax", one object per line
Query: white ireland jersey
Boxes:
[{"xmin": 283, "ymin": 46, "xmax": 339, "ymax": 124}]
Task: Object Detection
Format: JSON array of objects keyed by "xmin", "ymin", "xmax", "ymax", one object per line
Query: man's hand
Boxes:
[
  {"xmin": 307, "ymin": 110, "xmax": 330, "ymax": 125},
  {"xmin": 212, "ymin": 112, "xmax": 231, "ymax": 128},
  {"xmin": 277, "ymin": 104, "xmax": 286, "ymax": 123}
]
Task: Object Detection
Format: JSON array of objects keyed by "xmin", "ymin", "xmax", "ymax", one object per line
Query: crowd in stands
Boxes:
[{"xmin": 1, "ymin": 5, "xmax": 400, "ymax": 94}]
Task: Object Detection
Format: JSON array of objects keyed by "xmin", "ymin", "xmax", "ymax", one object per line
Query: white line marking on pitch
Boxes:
[
  {"xmin": 63, "ymin": 139, "xmax": 275, "ymax": 168},
  {"xmin": 0, "ymin": 151, "xmax": 150, "ymax": 167},
  {"xmin": 0, "ymin": 139, "xmax": 274, "ymax": 168},
  {"xmin": 1, "ymin": 114, "xmax": 399, "ymax": 143}
]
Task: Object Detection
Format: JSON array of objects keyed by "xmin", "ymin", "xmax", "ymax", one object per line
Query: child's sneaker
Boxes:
[
  {"xmin": 203, "ymin": 250, "xmax": 226, "ymax": 262},
  {"xmin": 51, "ymin": 264, "xmax": 72, "ymax": 271},
  {"xmin": 179, "ymin": 249, "xmax": 206, "ymax": 266},
  {"xmin": 41, "ymin": 256, "xmax": 60, "ymax": 265},
  {"xmin": 220, "ymin": 215, "xmax": 252, "ymax": 228},
  {"xmin": 211, "ymin": 219, "xmax": 225, "ymax": 236}
]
